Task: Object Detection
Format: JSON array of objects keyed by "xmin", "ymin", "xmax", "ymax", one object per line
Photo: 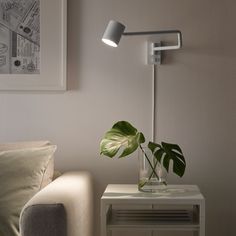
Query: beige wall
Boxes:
[{"xmin": 0, "ymin": 0, "xmax": 235, "ymax": 235}]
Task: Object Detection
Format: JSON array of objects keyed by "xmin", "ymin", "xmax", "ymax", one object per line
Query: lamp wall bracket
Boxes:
[{"xmin": 148, "ymin": 42, "xmax": 162, "ymax": 65}]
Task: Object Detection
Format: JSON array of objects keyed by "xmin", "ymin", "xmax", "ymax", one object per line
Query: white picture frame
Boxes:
[{"xmin": 0, "ymin": 0, "xmax": 67, "ymax": 91}]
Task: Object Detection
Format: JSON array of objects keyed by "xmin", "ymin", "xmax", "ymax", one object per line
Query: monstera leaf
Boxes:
[
  {"xmin": 100, "ymin": 121, "xmax": 145, "ymax": 158},
  {"xmin": 148, "ymin": 141, "xmax": 186, "ymax": 177}
]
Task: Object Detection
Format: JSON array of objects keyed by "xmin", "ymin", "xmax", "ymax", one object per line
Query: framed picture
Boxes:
[{"xmin": 0, "ymin": 0, "xmax": 67, "ymax": 91}]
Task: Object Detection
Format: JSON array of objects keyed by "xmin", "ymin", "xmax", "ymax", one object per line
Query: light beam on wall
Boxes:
[{"xmin": 102, "ymin": 20, "xmax": 183, "ymax": 141}]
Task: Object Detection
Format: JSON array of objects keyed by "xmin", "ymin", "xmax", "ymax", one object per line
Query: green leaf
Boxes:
[
  {"xmin": 161, "ymin": 142, "xmax": 186, "ymax": 177},
  {"xmin": 162, "ymin": 142, "xmax": 183, "ymax": 154},
  {"xmin": 148, "ymin": 142, "xmax": 164, "ymax": 162},
  {"xmin": 148, "ymin": 141, "xmax": 186, "ymax": 177},
  {"xmin": 162, "ymin": 154, "xmax": 170, "ymax": 173},
  {"xmin": 153, "ymin": 148, "xmax": 164, "ymax": 162},
  {"xmin": 172, "ymin": 157, "xmax": 186, "ymax": 177},
  {"xmin": 171, "ymin": 151, "xmax": 186, "ymax": 164},
  {"xmin": 100, "ymin": 121, "xmax": 145, "ymax": 158},
  {"xmin": 148, "ymin": 142, "xmax": 162, "ymax": 153}
]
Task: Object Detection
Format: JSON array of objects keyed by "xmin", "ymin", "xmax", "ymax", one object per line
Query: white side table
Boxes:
[{"xmin": 101, "ymin": 184, "xmax": 205, "ymax": 236}]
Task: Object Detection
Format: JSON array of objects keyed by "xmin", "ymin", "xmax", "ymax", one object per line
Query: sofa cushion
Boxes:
[{"xmin": 0, "ymin": 145, "xmax": 57, "ymax": 236}]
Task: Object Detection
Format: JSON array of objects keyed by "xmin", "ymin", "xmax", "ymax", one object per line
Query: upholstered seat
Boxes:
[
  {"xmin": 0, "ymin": 141, "xmax": 93, "ymax": 236},
  {"xmin": 20, "ymin": 171, "xmax": 93, "ymax": 236}
]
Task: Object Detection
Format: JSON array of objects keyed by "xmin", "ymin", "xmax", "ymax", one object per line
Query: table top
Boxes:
[{"xmin": 101, "ymin": 184, "xmax": 204, "ymax": 204}]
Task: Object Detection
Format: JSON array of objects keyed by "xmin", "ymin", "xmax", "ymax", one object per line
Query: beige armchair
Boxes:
[
  {"xmin": 20, "ymin": 171, "xmax": 93, "ymax": 236},
  {"xmin": 0, "ymin": 141, "xmax": 93, "ymax": 236}
]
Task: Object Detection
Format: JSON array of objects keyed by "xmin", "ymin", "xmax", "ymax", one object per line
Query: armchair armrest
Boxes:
[{"xmin": 20, "ymin": 171, "xmax": 93, "ymax": 236}]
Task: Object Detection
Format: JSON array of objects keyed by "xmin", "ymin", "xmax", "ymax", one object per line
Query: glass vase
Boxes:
[{"xmin": 138, "ymin": 147, "xmax": 167, "ymax": 192}]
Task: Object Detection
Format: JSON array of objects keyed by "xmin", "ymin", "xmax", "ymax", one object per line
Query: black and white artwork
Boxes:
[{"xmin": 0, "ymin": 0, "xmax": 40, "ymax": 74}]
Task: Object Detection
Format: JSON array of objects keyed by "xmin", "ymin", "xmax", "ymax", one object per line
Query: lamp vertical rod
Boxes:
[
  {"xmin": 151, "ymin": 64, "xmax": 157, "ymax": 142},
  {"xmin": 151, "ymin": 65, "xmax": 157, "ymax": 236}
]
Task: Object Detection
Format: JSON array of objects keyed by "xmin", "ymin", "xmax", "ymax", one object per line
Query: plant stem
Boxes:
[
  {"xmin": 149, "ymin": 158, "xmax": 159, "ymax": 179},
  {"xmin": 139, "ymin": 145, "xmax": 159, "ymax": 180}
]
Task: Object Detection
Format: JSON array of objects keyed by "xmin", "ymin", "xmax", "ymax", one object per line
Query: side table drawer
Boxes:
[{"xmin": 107, "ymin": 204, "xmax": 200, "ymax": 232}]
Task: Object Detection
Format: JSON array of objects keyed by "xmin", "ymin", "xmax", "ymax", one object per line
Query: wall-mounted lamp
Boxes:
[
  {"xmin": 102, "ymin": 20, "xmax": 183, "ymax": 141},
  {"xmin": 102, "ymin": 20, "xmax": 182, "ymax": 65}
]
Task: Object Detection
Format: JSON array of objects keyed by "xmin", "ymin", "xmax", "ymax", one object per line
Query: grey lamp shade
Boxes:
[{"xmin": 102, "ymin": 20, "xmax": 125, "ymax": 47}]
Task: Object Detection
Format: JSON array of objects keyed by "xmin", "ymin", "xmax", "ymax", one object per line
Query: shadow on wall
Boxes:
[{"xmin": 67, "ymin": 0, "xmax": 82, "ymax": 90}]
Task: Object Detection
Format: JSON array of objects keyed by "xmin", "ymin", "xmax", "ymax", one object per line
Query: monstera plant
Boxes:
[{"xmin": 100, "ymin": 121, "xmax": 186, "ymax": 189}]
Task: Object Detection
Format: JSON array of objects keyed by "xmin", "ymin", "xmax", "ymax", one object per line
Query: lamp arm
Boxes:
[
  {"xmin": 123, "ymin": 30, "xmax": 182, "ymax": 51},
  {"xmin": 123, "ymin": 30, "xmax": 181, "ymax": 36}
]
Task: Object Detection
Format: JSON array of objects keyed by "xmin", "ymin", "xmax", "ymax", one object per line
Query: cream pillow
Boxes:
[
  {"xmin": 0, "ymin": 145, "xmax": 57, "ymax": 236},
  {"xmin": 0, "ymin": 141, "xmax": 54, "ymax": 189},
  {"xmin": 0, "ymin": 141, "xmax": 51, "ymax": 151}
]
